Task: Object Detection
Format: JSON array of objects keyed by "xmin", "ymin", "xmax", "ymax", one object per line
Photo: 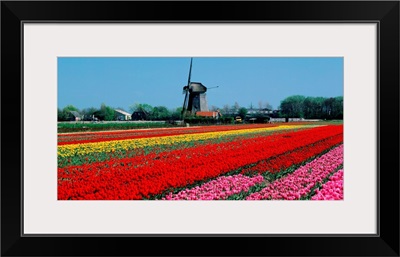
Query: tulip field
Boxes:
[{"xmin": 57, "ymin": 123, "xmax": 344, "ymax": 200}]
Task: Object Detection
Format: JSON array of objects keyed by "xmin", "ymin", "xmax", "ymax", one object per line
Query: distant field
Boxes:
[
  {"xmin": 57, "ymin": 121, "xmax": 176, "ymax": 133},
  {"xmin": 57, "ymin": 120, "xmax": 343, "ymax": 133}
]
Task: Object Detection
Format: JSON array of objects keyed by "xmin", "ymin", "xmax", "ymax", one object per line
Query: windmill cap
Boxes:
[{"xmin": 189, "ymin": 82, "xmax": 207, "ymax": 93}]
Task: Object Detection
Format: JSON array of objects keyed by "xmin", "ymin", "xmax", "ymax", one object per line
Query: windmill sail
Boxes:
[
  {"xmin": 187, "ymin": 57, "xmax": 193, "ymax": 86},
  {"xmin": 181, "ymin": 57, "xmax": 209, "ymax": 118},
  {"xmin": 181, "ymin": 58, "xmax": 193, "ymax": 117}
]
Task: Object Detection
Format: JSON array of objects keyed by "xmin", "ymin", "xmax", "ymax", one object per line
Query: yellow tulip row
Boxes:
[{"xmin": 58, "ymin": 125, "xmax": 319, "ymax": 157}]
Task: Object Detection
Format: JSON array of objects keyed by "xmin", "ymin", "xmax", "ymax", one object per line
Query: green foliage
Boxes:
[
  {"xmin": 220, "ymin": 117, "xmax": 234, "ymax": 124},
  {"xmin": 151, "ymin": 106, "xmax": 171, "ymax": 120},
  {"xmin": 170, "ymin": 107, "xmax": 183, "ymax": 120},
  {"xmin": 184, "ymin": 116, "xmax": 215, "ymax": 124},
  {"xmin": 93, "ymin": 103, "xmax": 115, "ymax": 121},
  {"xmin": 130, "ymin": 103, "xmax": 184, "ymax": 121},
  {"xmin": 81, "ymin": 107, "xmax": 98, "ymax": 121},
  {"xmin": 57, "ymin": 121, "xmax": 172, "ymax": 133},
  {"xmin": 63, "ymin": 105, "xmax": 79, "ymax": 112},
  {"xmin": 130, "ymin": 103, "xmax": 154, "ymax": 114},
  {"xmin": 58, "ymin": 105, "xmax": 80, "ymax": 121},
  {"xmin": 280, "ymin": 95, "xmax": 343, "ymax": 119},
  {"xmin": 57, "ymin": 108, "xmax": 64, "ymax": 121},
  {"xmin": 182, "ymin": 115, "xmax": 234, "ymax": 125},
  {"xmin": 238, "ymin": 107, "xmax": 248, "ymax": 119},
  {"xmin": 279, "ymin": 95, "xmax": 306, "ymax": 118}
]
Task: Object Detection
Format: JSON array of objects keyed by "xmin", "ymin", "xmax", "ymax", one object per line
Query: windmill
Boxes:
[{"xmin": 181, "ymin": 58, "xmax": 216, "ymax": 118}]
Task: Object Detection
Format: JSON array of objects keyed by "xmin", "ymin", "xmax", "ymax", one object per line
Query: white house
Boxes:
[{"xmin": 114, "ymin": 109, "xmax": 132, "ymax": 121}]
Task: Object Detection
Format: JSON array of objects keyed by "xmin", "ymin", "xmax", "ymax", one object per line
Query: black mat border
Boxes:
[{"xmin": 1, "ymin": 1, "xmax": 399, "ymax": 256}]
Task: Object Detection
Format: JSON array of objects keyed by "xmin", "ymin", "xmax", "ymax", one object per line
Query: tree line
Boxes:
[
  {"xmin": 57, "ymin": 101, "xmax": 268, "ymax": 122},
  {"xmin": 58, "ymin": 95, "xmax": 343, "ymax": 122},
  {"xmin": 279, "ymin": 95, "xmax": 343, "ymax": 120},
  {"xmin": 58, "ymin": 103, "xmax": 117, "ymax": 121},
  {"xmin": 57, "ymin": 103, "xmax": 184, "ymax": 122}
]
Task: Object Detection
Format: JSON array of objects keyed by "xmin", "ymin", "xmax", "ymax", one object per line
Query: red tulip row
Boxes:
[
  {"xmin": 58, "ymin": 125, "xmax": 342, "ymax": 200},
  {"xmin": 241, "ymin": 133, "xmax": 343, "ymax": 175},
  {"xmin": 58, "ymin": 124, "xmax": 279, "ymax": 145}
]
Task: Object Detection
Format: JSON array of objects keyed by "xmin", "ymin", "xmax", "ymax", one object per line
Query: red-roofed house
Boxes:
[{"xmin": 195, "ymin": 111, "xmax": 222, "ymax": 119}]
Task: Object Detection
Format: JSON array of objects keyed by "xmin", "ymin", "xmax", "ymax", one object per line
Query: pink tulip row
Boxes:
[
  {"xmin": 311, "ymin": 169, "xmax": 344, "ymax": 200},
  {"xmin": 162, "ymin": 174, "xmax": 265, "ymax": 200},
  {"xmin": 246, "ymin": 144, "xmax": 343, "ymax": 200}
]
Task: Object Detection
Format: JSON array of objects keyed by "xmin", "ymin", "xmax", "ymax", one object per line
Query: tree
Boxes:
[
  {"xmin": 63, "ymin": 105, "xmax": 79, "ymax": 112},
  {"xmin": 280, "ymin": 95, "xmax": 342, "ymax": 120},
  {"xmin": 171, "ymin": 107, "xmax": 183, "ymax": 120},
  {"xmin": 151, "ymin": 106, "xmax": 171, "ymax": 120},
  {"xmin": 95, "ymin": 103, "xmax": 115, "ymax": 121},
  {"xmin": 303, "ymin": 97, "xmax": 317, "ymax": 119},
  {"xmin": 238, "ymin": 107, "xmax": 248, "ymax": 119},
  {"xmin": 313, "ymin": 97, "xmax": 325, "ymax": 119},
  {"xmin": 279, "ymin": 95, "xmax": 306, "ymax": 118},
  {"xmin": 323, "ymin": 97, "xmax": 335, "ymax": 119},
  {"xmin": 57, "ymin": 108, "xmax": 65, "ymax": 121},
  {"xmin": 59, "ymin": 105, "xmax": 80, "ymax": 121},
  {"xmin": 130, "ymin": 103, "xmax": 153, "ymax": 114},
  {"xmin": 81, "ymin": 107, "xmax": 98, "ymax": 121},
  {"xmin": 320, "ymin": 96, "xmax": 343, "ymax": 119},
  {"xmin": 332, "ymin": 96, "xmax": 343, "ymax": 119}
]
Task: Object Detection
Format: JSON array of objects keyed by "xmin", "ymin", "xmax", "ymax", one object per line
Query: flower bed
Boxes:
[
  {"xmin": 246, "ymin": 144, "xmax": 343, "ymax": 200},
  {"xmin": 58, "ymin": 124, "xmax": 280, "ymax": 145},
  {"xmin": 162, "ymin": 174, "xmax": 265, "ymax": 200},
  {"xmin": 58, "ymin": 124, "xmax": 343, "ymax": 200},
  {"xmin": 311, "ymin": 169, "xmax": 344, "ymax": 200}
]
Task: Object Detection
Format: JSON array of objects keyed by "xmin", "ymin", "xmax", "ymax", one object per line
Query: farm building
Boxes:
[
  {"xmin": 114, "ymin": 109, "xmax": 132, "ymax": 121},
  {"xmin": 131, "ymin": 110, "xmax": 149, "ymax": 121},
  {"xmin": 247, "ymin": 108, "xmax": 273, "ymax": 115},
  {"xmin": 69, "ymin": 111, "xmax": 83, "ymax": 121},
  {"xmin": 195, "ymin": 110, "xmax": 222, "ymax": 119}
]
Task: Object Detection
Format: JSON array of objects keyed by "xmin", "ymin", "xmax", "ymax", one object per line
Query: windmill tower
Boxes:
[{"xmin": 181, "ymin": 58, "xmax": 209, "ymax": 117}]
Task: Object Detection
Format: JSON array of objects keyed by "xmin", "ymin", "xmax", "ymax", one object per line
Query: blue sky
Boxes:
[{"xmin": 58, "ymin": 57, "xmax": 343, "ymax": 112}]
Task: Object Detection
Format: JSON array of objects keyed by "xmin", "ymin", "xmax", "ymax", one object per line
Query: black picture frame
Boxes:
[{"xmin": 1, "ymin": 1, "xmax": 399, "ymax": 256}]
